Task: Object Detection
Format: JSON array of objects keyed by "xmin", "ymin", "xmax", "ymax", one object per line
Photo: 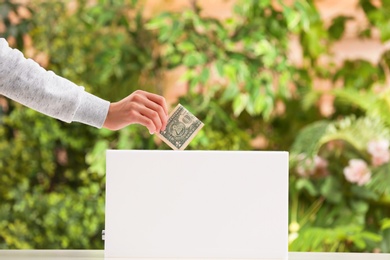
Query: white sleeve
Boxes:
[{"xmin": 0, "ymin": 38, "xmax": 110, "ymax": 128}]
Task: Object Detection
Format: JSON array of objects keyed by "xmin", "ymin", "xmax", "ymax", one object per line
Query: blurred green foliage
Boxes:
[
  {"xmin": 0, "ymin": 0, "xmax": 31, "ymax": 49},
  {"xmin": 1, "ymin": 0, "xmax": 390, "ymax": 252}
]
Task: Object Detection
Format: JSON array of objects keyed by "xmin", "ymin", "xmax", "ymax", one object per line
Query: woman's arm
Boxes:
[
  {"xmin": 0, "ymin": 38, "xmax": 167, "ymax": 132},
  {"xmin": 0, "ymin": 38, "xmax": 110, "ymax": 128}
]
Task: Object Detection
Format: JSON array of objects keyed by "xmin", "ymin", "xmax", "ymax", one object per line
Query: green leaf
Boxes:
[
  {"xmin": 381, "ymin": 218, "xmax": 390, "ymax": 230},
  {"xmin": 233, "ymin": 93, "xmax": 249, "ymax": 117},
  {"xmin": 351, "ymin": 185, "xmax": 379, "ymax": 201},
  {"xmin": 360, "ymin": 231, "xmax": 382, "ymax": 242},
  {"xmin": 352, "ymin": 237, "xmax": 366, "ymax": 249},
  {"xmin": 290, "ymin": 120, "xmax": 330, "ymax": 159},
  {"xmin": 159, "ymin": 26, "xmax": 172, "ymax": 42},
  {"xmin": 183, "ymin": 52, "xmax": 207, "ymax": 67},
  {"xmin": 367, "ymin": 163, "xmax": 390, "ymax": 196},
  {"xmin": 189, "ymin": 76, "xmax": 200, "ymax": 89},
  {"xmin": 381, "ymin": 228, "xmax": 390, "ymax": 252},
  {"xmin": 320, "ymin": 176, "xmax": 342, "ymax": 204},
  {"xmin": 328, "ymin": 16, "xmax": 353, "ymax": 40},
  {"xmin": 199, "ymin": 68, "xmax": 210, "ymax": 84},
  {"xmin": 282, "ymin": 6, "xmax": 301, "ymax": 32},
  {"xmin": 378, "ymin": 21, "xmax": 390, "ymax": 42},
  {"xmin": 223, "ymin": 63, "xmax": 237, "ymax": 82},
  {"xmin": 177, "ymin": 41, "xmax": 196, "ymax": 52},
  {"xmin": 215, "ymin": 61, "xmax": 224, "ymax": 77},
  {"xmin": 253, "ymin": 94, "xmax": 266, "ymax": 115},
  {"xmin": 262, "ymin": 96, "xmax": 274, "ymax": 120},
  {"xmin": 296, "ymin": 178, "xmax": 318, "ymax": 196},
  {"xmin": 86, "ymin": 140, "xmax": 109, "ymax": 177},
  {"xmin": 145, "ymin": 13, "xmax": 170, "ymax": 30}
]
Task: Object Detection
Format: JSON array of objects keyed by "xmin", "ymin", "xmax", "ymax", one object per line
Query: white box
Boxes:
[{"xmin": 105, "ymin": 150, "xmax": 288, "ymax": 259}]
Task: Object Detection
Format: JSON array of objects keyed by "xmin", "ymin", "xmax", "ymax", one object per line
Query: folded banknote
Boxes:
[{"xmin": 157, "ymin": 104, "xmax": 204, "ymax": 150}]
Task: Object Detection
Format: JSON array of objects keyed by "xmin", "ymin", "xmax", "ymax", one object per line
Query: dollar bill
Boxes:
[{"xmin": 157, "ymin": 104, "xmax": 204, "ymax": 150}]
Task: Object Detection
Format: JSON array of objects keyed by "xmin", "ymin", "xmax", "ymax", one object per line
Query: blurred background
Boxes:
[{"xmin": 1, "ymin": 0, "xmax": 390, "ymax": 252}]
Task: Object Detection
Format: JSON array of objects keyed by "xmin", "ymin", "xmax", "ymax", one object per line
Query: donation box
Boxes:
[{"xmin": 104, "ymin": 150, "xmax": 288, "ymax": 259}]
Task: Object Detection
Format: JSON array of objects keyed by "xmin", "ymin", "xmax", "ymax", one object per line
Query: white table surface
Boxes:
[{"xmin": 0, "ymin": 250, "xmax": 389, "ymax": 260}]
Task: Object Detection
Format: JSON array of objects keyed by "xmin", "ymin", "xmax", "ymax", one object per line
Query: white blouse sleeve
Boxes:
[{"xmin": 0, "ymin": 38, "xmax": 110, "ymax": 128}]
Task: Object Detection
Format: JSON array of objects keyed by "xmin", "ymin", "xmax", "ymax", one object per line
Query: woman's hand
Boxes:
[{"xmin": 103, "ymin": 90, "xmax": 168, "ymax": 134}]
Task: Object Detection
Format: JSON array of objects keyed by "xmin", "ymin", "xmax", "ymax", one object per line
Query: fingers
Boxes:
[
  {"xmin": 130, "ymin": 110, "xmax": 156, "ymax": 135},
  {"xmin": 102, "ymin": 90, "xmax": 169, "ymax": 133},
  {"xmin": 131, "ymin": 90, "xmax": 168, "ymax": 133},
  {"xmin": 136, "ymin": 104, "xmax": 163, "ymax": 134},
  {"xmin": 143, "ymin": 91, "xmax": 169, "ymax": 116},
  {"xmin": 143, "ymin": 99, "xmax": 168, "ymax": 131}
]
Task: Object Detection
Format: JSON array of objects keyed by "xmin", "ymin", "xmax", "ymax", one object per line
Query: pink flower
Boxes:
[
  {"xmin": 343, "ymin": 159, "xmax": 371, "ymax": 186},
  {"xmin": 314, "ymin": 156, "xmax": 328, "ymax": 171},
  {"xmin": 296, "ymin": 155, "xmax": 328, "ymax": 177},
  {"xmin": 367, "ymin": 140, "xmax": 390, "ymax": 167}
]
